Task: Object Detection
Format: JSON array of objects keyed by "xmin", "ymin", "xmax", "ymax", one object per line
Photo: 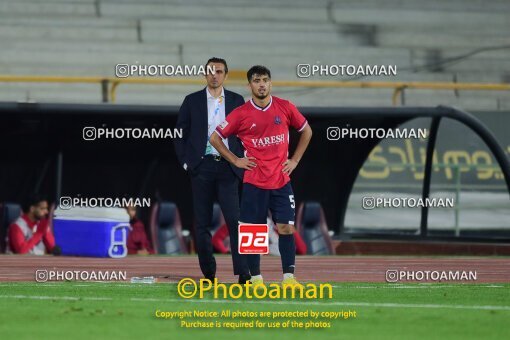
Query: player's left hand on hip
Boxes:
[{"xmin": 282, "ymin": 159, "xmax": 298, "ymax": 175}]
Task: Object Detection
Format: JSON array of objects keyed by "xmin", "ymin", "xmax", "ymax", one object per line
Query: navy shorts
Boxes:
[{"xmin": 240, "ymin": 182, "xmax": 296, "ymax": 225}]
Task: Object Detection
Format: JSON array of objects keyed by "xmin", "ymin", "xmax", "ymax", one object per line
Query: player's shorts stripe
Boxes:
[
  {"xmin": 214, "ymin": 128, "xmax": 227, "ymax": 139},
  {"xmin": 297, "ymin": 120, "xmax": 308, "ymax": 132}
]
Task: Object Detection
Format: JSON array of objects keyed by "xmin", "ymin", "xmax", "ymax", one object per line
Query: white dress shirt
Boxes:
[{"xmin": 205, "ymin": 87, "xmax": 228, "ymax": 155}]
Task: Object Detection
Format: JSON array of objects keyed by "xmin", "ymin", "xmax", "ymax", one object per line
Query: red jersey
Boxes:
[
  {"xmin": 7, "ymin": 214, "xmax": 55, "ymax": 254},
  {"xmin": 215, "ymin": 96, "xmax": 307, "ymax": 189}
]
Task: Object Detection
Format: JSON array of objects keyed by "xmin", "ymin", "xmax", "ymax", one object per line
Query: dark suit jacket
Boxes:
[{"xmin": 174, "ymin": 87, "xmax": 245, "ymax": 179}]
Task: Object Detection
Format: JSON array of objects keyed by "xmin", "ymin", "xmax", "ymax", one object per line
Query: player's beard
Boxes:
[
  {"xmin": 33, "ymin": 213, "xmax": 43, "ymax": 221},
  {"xmin": 253, "ymin": 89, "xmax": 269, "ymax": 100},
  {"xmin": 254, "ymin": 93, "xmax": 268, "ymax": 100}
]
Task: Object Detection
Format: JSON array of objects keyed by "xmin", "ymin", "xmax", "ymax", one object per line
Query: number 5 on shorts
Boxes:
[{"xmin": 289, "ymin": 195, "xmax": 295, "ymax": 209}]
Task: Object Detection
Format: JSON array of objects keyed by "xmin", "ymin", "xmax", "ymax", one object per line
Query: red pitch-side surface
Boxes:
[{"xmin": 1, "ymin": 255, "xmax": 509, "ymax": 283}]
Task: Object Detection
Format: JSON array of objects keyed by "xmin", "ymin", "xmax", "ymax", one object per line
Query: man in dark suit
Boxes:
[{"xmin": 175, "ymin": 57, "xmax": 250, "ymax": 283}]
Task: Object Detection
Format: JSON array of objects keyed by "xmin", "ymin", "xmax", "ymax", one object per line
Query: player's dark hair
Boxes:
[
  {"xmin": 247, "ymin": 65, "xmax": 271, "ymax": 82},
  {"xmin": 21, "ymin": 193, "xmax": 47, "ymax": 213},
  {"xmin": 206, "ymin": 57, "xmax": 228, "ymax": 74}
]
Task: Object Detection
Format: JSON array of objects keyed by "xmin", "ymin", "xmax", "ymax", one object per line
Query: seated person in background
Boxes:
[
  {"xmin": 211, "ymin": 222, "xmax": 230, "ymax": 254},
  {"xmin": 212, "ymin": 217, "xmax": 307, "ymax": 255},
  {"xmin": 125, "ymin": 205, "xmax": 154, "ymax": 255},
  {"xmin": 7, "ymin": 193, "xmax": 55, "ymax": 255}
]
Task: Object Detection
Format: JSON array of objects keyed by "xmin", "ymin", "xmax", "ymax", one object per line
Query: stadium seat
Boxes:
[
  {"xmin": 0, "ymin": 202, "xmax": 21, "ymax": 253},
  {"xmin": 149, "ymin": 201, "xmax": 189, "ymax": 255},
  {"xmin": 1, "ymin": 0, "xmax": 508, "ymax": 109},
  {"xmin": 296, "ymin": 201, "xmax": 334, "ymax": 255}
]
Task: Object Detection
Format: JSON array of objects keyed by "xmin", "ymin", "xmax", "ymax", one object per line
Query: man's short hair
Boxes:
[
  {"xmin": 247, "ymin": 65, "xmax": 271, "ymax": 82},
  {"xmin": 21, "ymin": 193, "xmax": 47, "ymax": 213},
  {"xmin": 206, "ymin": 57, "xmax": 228, "ymax": 74}
]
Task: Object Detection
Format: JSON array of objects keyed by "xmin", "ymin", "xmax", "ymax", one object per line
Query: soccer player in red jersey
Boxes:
[{"xmin": 210, "ymin": 65, "xmax": 312, "ymax": 287}]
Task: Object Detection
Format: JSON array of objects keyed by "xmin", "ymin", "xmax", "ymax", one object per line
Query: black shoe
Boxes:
[
  {"xmin": 204, "ymin": 274, "xmax": 215, "ymax": 282},
  {"xmin": 238, "ymin": 273, "xmax": 251, "ymax": 284}
]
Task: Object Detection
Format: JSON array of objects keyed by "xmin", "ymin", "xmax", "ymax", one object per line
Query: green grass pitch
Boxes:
[{"xmin": 0, "ymin": 282, "xmax": 509, "ymax": 339}]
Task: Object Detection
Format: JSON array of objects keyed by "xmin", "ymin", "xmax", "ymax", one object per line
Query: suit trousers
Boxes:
[{"xmin": 190, "ymin": 156, "xmax": 251, "ymax": 277}]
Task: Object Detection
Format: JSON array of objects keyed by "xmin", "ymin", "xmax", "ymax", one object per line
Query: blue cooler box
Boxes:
[{"xmin": 53, "ymin": 207, "xmax": 130, "ymax": 258}]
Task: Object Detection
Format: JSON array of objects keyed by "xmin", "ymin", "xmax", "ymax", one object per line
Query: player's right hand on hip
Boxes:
[{"xmin": 235, "ymin": 157, "xmax": 257, "ymax": 170}]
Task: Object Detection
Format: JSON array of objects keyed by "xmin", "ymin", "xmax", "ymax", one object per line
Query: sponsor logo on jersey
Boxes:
[{"xmin": 251, "ymin": 133, "xmax": 285, "ymax": 147}]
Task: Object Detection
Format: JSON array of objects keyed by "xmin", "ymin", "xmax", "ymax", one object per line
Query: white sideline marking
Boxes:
[
  {"xmin": 129, "ymin": 298, "xmax": 510, "ymax": 311},
  {"xmin": 1, "ymin": 294, "xmax": 509, "ymax": 311},
  {"xmin": 332, "ymin": 285, "xmax": 505, "ymax": 289},
  {"xmin": 0, "ymin": 282, "xmax": 170, "ymax": 288},
  {"xmin": 0, "ymin": 295, "xmax": 111, "ymax": 301},
  {"xmin": 0, "ymin": 282, "xmax": 505, "ymax": 288}
]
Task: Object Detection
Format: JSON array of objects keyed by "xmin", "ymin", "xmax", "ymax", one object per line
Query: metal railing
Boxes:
[{"xmin": 1, "ymin": 74, "xmax": 509, "ymax": 104}]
